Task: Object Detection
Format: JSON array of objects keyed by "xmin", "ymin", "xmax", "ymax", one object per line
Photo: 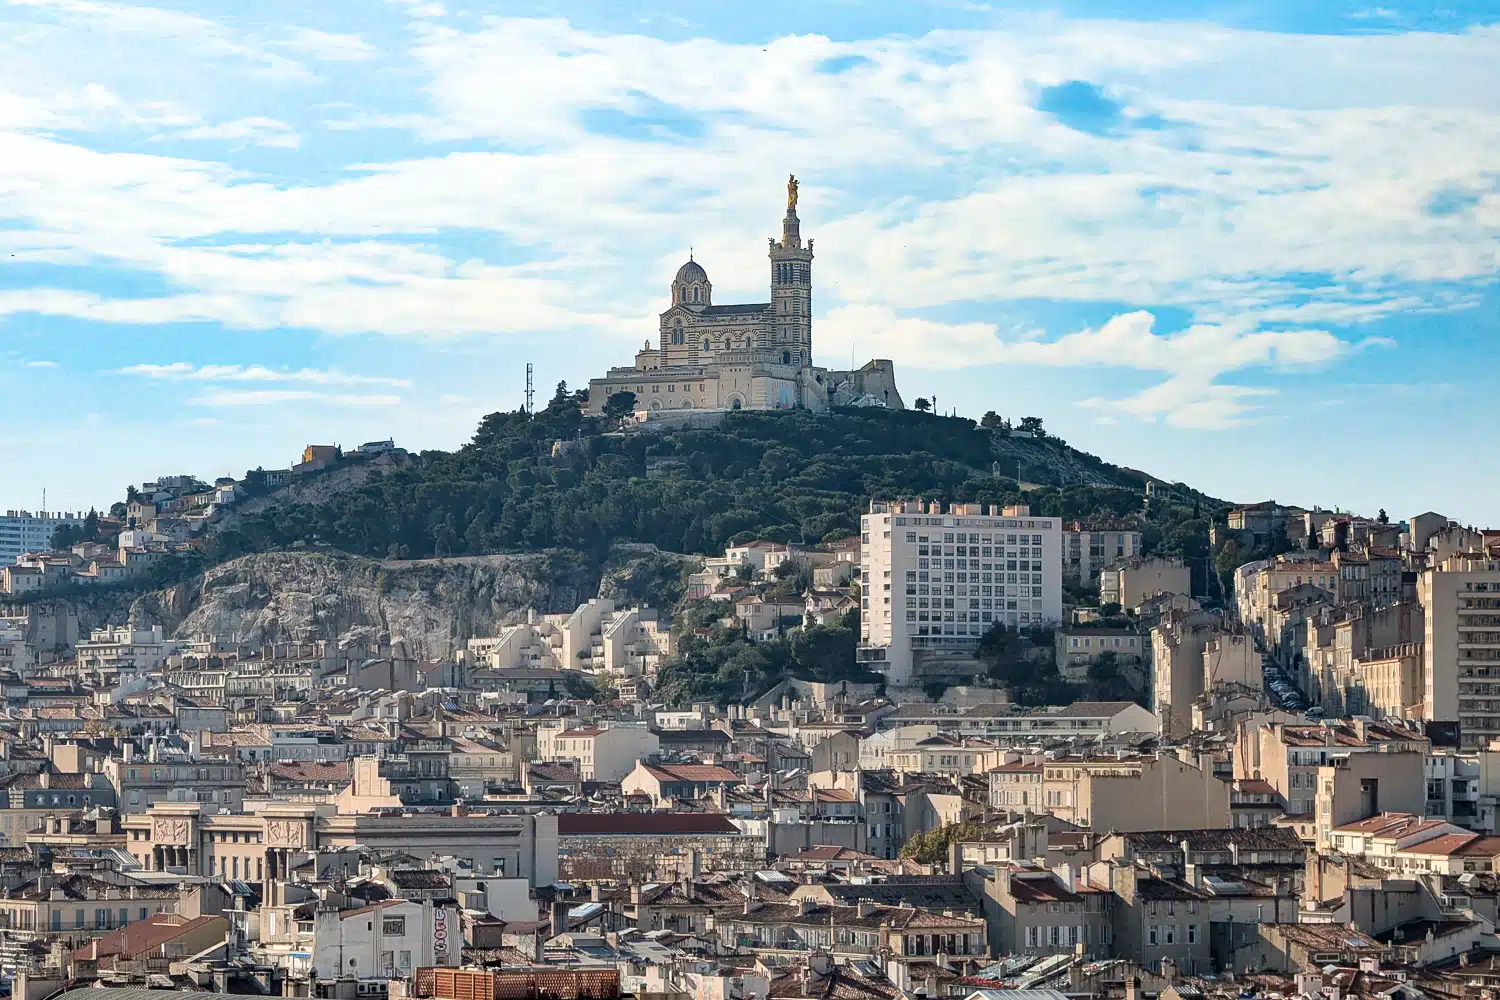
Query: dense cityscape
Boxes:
[
  {"xmin": 1, "ymin": 8, "xmax": 1496, "ymax": 1000},
  {"xmin": 1, "ymin": 368, "xmax": 1496, "ymax": 1000}
]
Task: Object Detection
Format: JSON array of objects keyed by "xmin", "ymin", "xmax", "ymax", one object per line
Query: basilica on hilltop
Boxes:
[{"xmin": 585, "ymin": 176, "xmax": 903, "ymax": 415}]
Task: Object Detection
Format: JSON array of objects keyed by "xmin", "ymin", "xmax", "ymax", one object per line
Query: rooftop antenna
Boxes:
[{"xmin": 525, "ymin": 362, "xmax": 535, "ymax": 415}]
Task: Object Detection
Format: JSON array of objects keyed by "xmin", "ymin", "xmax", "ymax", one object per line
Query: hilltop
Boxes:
[{"xmin": 203, "ymin": 394, "xmax": 1228, "ymax": 574}]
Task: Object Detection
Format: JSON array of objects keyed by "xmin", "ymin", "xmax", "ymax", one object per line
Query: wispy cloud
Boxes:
[
  {"xmin": 111, "ymin": 363, "xmax": 410, "ymax": 387},
  {"xmin": 188, "ymin": 389, "xmax": 403, "ymax": 407},
  {"xmin": 0, "ymin": 4, "xmax": 1496, "ymax": 435},
  {"xmin": 156, "ymin": 116, "xmax": 299, "ymax": 148},
  {"xmin": 279, "ymin": 27, "xmax": 375, "ymax": 62},
  {"xmin": 819, "ymin": 307, "xmax": 1390, "ymax": 428}
]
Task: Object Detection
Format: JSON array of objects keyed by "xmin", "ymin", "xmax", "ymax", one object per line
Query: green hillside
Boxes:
[{"xmin": 206, "ymin": 386, "xmax": 1227, "ymax": 578}]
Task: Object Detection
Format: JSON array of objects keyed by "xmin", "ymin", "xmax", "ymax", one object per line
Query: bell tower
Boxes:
[{"xmin": 769, "ymin": 174, "xmax": 813, "ymax": 368}]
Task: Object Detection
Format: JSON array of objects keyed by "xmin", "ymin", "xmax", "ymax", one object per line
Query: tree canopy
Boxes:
[{"xmin": 206, "ymin": 406, "xmax": 1207, "ymax": 575}]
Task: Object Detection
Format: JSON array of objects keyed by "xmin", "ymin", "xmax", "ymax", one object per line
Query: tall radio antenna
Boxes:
[{"xmin": 525, "ymin": 362, "xmax": 535, "ymax": 414}]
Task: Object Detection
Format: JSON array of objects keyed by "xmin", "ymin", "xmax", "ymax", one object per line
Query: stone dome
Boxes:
[{"xmin": 674, "ymin": 259, "xmax": 708, "ymax": 283}]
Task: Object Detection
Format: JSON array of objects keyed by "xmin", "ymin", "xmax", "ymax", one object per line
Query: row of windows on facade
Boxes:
[
  {"xmin": 887, "ymin": 516, "xmax": 1055, "ymax": 530},
  {"xmin": 904, "ymin": 579, "xmax": 1044, "ymax": 595},
  {"xmin": 1069, "ymin": 636, "xmax": 1140, "ymax": 649},
  {"xmin": 919, "ymin": 551, "xmax": 1045, "ymax": 567},
  {"xmin": 906, "ymin": 608, "xmax": 1045, "ymax": 630},
  {"xmin": 208, "ymin": 854, "xmax": 263, "ymax": 879},
  {"xmin": 907, "ymin": 532, "xmax": 1046, "ymax": 547},
  {"xmin": 906, "ymin": 591, "xmax": 1044, "ymax": 611},
  {"xmin": 27, "ymin": 905, "xmax": 169, "ymax": 931},
  {"xmin": 1023, "ymin": 924, "xmax": 1112, "ymax": 947},
  {"xmin": 915, "ymin": 563, "xmax": 1044, "ymax": 578},
  {"xmin": 127, "ymin": 828, "xmax": 260, "ymax": 843}
]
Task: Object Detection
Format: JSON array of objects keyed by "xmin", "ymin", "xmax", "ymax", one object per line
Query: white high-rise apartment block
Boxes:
[
  {"xmin": 0, "ymin": 509, "xmax": 84, "ymax": 567},
  {"xmin": 857, "ymin": 500, "xmax": 1062, "ymax": 687},
  {"xmin": 1419, "ymin": 554, "xmax": 1500, "ymax": 749}
]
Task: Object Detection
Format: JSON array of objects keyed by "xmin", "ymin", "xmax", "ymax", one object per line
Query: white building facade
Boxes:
[
  {"xmin": 858, "ymin": 500, "xmax": 1062, "ymax": 687},
  {"xmin": 0, "ymin": 510, "xmax": 84, "ymax": 567}
]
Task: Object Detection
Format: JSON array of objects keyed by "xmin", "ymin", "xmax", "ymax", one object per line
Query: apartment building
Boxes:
[
  {"xmin": 0, "ymin": 510, "xmax": 84, "ymax": 568},
  {"xmin": 1151, "ymin": 610, "xmax": 1221, "ymax": 739},
  {"xmin": 1238, "ymin": 555, "xmax": 1340, "ymax": 638},
  {"xmin": 1061, "ymin": 520, "xmax": 1143, "ymax": 584},
  {"xmin": 1033, "ymin": 751, "xmax": 1229, "ymax": 831},
  {"xmin": 977, "ymin": 867, "xmax": 1114, "ymax": 958},
  {"xmin": 551, "ymin": 724, "xmax": 660, "ymax": 782},
  {"xmin": 1419, "ymin": 555, "xmax": 1500, "ymax": 749},
  {"xmin": 1202, "ymin": 632, "xmax": 1262, "ymax": 691},
  {"xmin": 858, "ymin": 500, "xmax": 1061, "ymax": 687},
  {"xmin": 1235, "ymin": 719, "xmax": 1429, "ymax": 817},
  {"xmin": 75, "ymin": 626, "xmax": 174, "ymax": 681},
  {"xmin": 1055, "ymin": 628, "xmax": 1147, "ymax": 684},
  {"xmin": 1100, "ymin": 555, "xmax": 1191, "ymax": 611},
  {"xmin": 1312, "ymin": 748, "xmax": 1426, "ymax": 849}
]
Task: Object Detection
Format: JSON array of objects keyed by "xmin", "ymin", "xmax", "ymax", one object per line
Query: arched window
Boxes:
[
  {"xmin": 692, "ymin": 286, "xmax": 700, "ymax": 303},
  {"xmin": 702, "ymin": 339, "xmax": 711, "ymax": 352},
  {"xmin": 672, "ymin": 325, "xmax": 683, "ymax": 345},
  {"xmin": 782, "ymin": 351, "xmax": 792, "ymax": 364}
]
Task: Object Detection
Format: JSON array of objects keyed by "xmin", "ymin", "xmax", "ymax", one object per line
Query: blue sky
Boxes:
[{"xmin": 1, "ymin": 0, "xmax": 1497, "ymax": 524}]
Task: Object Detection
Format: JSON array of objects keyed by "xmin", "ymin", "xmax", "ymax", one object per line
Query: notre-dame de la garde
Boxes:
[{"xmin": 585, "ymin": 176, "xmax": 904, "ymax": 415}]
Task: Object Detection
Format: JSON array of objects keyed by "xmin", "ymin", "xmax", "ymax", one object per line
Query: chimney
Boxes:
[
  {"xmin": 856, "ymin": 901, "xmax": 875, "ymax": 919},
  {"xmin": 1068, "ymin": 942, "xmax": 1087, "ymax": 990},
  {"xmin": 1125, "ymin": 976, "xmax": 1140, "ymax": 1000},
  {"xmin": 550, "ymin": 901, "xmax": 568, "ymax": 938},
  {"xmin": 590, "ymin": 883, "xmax": 602, "ymax": 902}
]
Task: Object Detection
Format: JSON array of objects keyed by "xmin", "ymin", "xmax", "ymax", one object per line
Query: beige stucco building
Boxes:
[
  {"xmin": 1100, "ymin": 555, "xmax": 1191, "ymax": 611},
  {"xmin": 120, "ymin": 801, "xmax": 560, "ymax": 884},
  {"xmin": 585, "ymin": 177, "xmax": 903, "ymax": 415},
  {"xmin": 1150, "ymin": 610, "xmax": 1220, "ymax": 739},
  {"xmin": 1036, "ymin": 752, "xmax": 1229, "ymax": 832}
]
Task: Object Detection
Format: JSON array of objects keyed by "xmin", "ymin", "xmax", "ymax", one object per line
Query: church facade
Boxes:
[{"xmin": 585, "ymin": 177, "xmax": 903, "ymax": 415}]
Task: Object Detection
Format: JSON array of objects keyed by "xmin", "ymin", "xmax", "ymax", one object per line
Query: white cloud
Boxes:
[
  {"xmin": 160, "ymin": 117, "xmax": 299, "ymax": 149},
  {"xmin": 279, "ymin": 28, "xmax": 375, "ymax": 62},
  {"xmin": 0, "ymin": 9, "xmax": 1497, "ymax": 430},
  {"xmin": 23, "ymin": 359, "xmax": 59, "ymax": 368},
  {"xmin": 818, "ymin": 306, "xmax": 1374, "ymax": 428},
  {"xmin": 188, "ymin": 389, "xmax": 403, "ymax": 406},
  {"xmin": 111, "ymin": 362, "xmax": 410, "ymax": 387},
  {"xmin": 385, "ymin": 0, "xmax": 446, "ymax": 19}
]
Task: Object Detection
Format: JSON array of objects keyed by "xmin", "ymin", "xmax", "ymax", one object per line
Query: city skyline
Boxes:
[{"xmin": 1, "ymin": 0, "xmax": 1497, "ymax": 520}]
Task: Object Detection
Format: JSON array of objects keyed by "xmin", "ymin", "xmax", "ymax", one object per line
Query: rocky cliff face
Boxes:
[
  {"xmin": 55, "ymin": 545, "xmax": 700, "ymax": 660},
  {"xmin": 167, "ymin": 551, "xmax": 589, "ymax": 659}
]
